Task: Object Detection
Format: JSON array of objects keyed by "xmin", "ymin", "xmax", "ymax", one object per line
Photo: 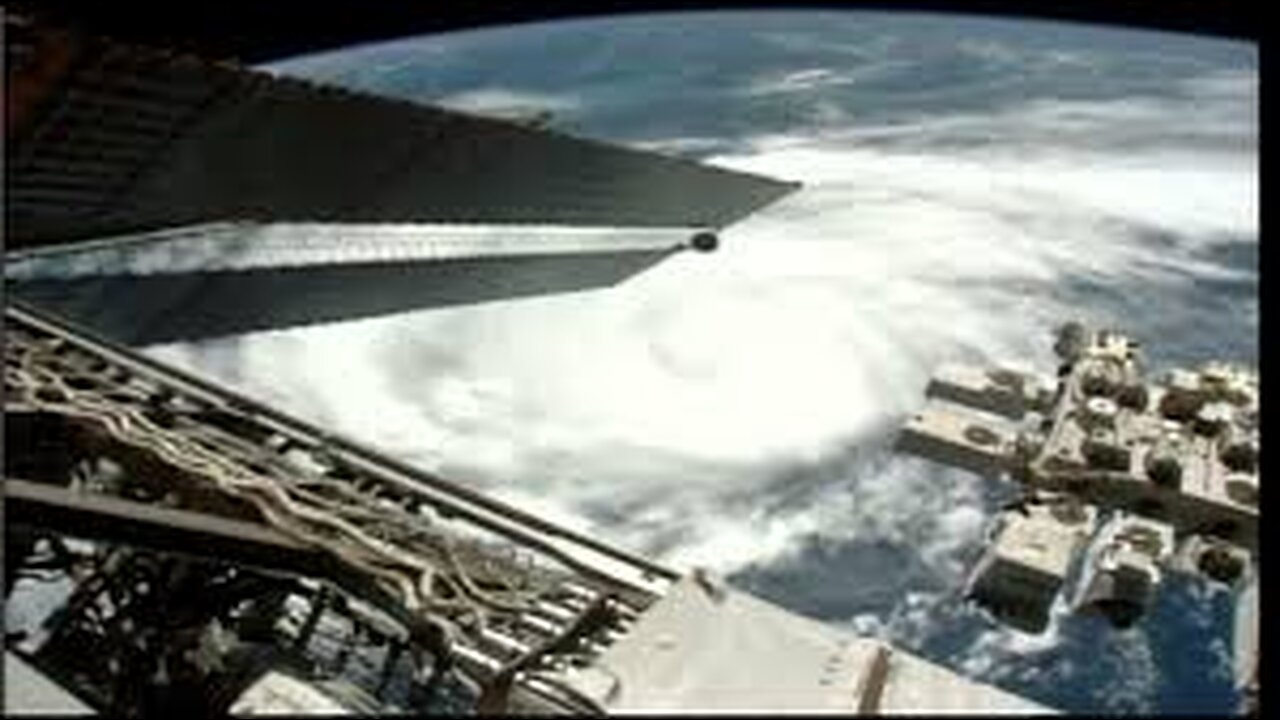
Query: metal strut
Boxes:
[{"xmin": 3, "ymin": 300, "xmax": 665, "ymax": 711}]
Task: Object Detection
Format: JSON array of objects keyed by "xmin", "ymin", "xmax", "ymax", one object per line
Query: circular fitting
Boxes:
[
  {"xmin": 1220, "ymin": 439, "xmax": 1258, "ymax": 475},
  {"xmin": 1192, "ymin": 402, "xmax": 1233, "ymax": 437},
  {"xmin": 1081, "ymin": 396, "xmax": 1119, "ymax": 430},
  {"xmin": 1224, "ymin": 475, "xmax": 1259, "ymax": 507},
  {"xmin": 1116, "ymin": 383, "xmax": 1149, "ymax": 411},
  {"xmin": 1159, "ymin": 384, "xmax": 1205, "ymax": 421},
  {"xmin": 1145, "ymin": 449, "xmax": 1183, "ymax": 489},
  {"xmin": 1197, "ymin": 544, "xmax": 1245, "ymax": 584},
  {"xmin": 690, "ymin": 232, "xmax": 719, "ymax": 253},
  {"xmin": 964, "ymin": 425, "xmax": 1000, "ymax": 447}
]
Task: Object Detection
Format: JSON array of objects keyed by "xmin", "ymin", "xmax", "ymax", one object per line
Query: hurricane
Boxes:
[{"xmin": 126, "ymin": 11, "xmax": 1256, "ymax": 713}]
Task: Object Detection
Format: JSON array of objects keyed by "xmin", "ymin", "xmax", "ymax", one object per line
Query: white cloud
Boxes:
[
  {"xmin": 138, "ymin": 63, "xmax": 1255, "ymax": 712},
  {"xmin": 148, "ymin": 67, "xmax": 1255, "ymax": 585},
  {"xmin": 740, "ymin": 66, "xmax": 860, "ymax": 96},
  {"xmin": 434, "ymin": 87, "xmax": 581, "ymax": 119},
  {"xmin": 1096, "ymin": 630, "xmax": 1160, "ymax": 713}
]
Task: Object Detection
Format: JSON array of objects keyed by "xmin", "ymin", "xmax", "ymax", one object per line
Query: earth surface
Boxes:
[{"xmin": 139, "ymin": 10, "xmax": 1253, "ymax": 714}]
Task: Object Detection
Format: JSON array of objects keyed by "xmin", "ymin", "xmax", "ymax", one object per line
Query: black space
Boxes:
[{"xmin": 11, "ymin": 1, "xmax": 1258, "ymax": 65}]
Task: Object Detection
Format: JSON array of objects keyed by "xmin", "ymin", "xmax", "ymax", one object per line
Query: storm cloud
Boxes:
[{"xmin": 133, "ymin": 14, "xmax": 1257, "ymax": 713}]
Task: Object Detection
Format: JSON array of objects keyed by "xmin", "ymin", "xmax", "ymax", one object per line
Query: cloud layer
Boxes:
[{"xmin": 146, "ymin": 19, "xmax": 1255, "ymax": 713}]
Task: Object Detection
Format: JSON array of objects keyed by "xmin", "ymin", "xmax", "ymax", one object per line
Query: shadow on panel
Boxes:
[{"xmin": 9, "ymin": 249, "xmax": 676, "ymax": 345}]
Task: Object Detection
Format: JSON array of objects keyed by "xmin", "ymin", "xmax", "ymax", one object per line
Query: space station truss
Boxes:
[
  {"xmin": 4, "ymin": 221, "xmax": 711, "ymax": 344},
  {"xmin": 4, "ymin": 7, "xmax": 1254, "ymax": 716},
  {"xmin": 897, "ymin": 323, "xmax": 1259, "ymax": 710},
  {"xmin": 4, "ymin": 301, "xmax": 1054, "ymax": 715},
  {"xmin": 6, "ymin": 9, "xmax": 798, "ymax": 343},
  {"xmin": 6, "ymin": 12, "xmax": 797, "ymax": 249}
]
